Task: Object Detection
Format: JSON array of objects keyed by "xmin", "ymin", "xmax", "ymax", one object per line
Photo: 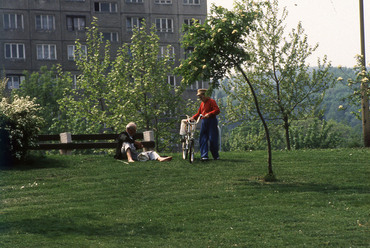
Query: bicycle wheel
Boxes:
[
  {"xmin": 182, "ymin": 141, "xmax": 188, "ymax": 160},
  {"xmin": 189, "ymin": 140, "xmax": 194, "ymax": 163}
]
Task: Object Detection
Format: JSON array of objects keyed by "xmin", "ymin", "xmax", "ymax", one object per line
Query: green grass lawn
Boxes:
[{"xmin": 1, "ymin": 149, "xmax": 369, "ymax": 247}]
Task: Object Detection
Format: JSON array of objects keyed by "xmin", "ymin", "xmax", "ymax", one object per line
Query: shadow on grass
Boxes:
[
  {"xmin": 236, "ymin": 178, "xmax": 370, "ymax": 194},
  {"xmin": 0, "ymin": 155, "xmax": 66, "ymax": 171},
  {"xmin": 3, "ymin": 214, "xmax": 170, "ymax": 238},
  {"xmin": 191, "ymin": 158, "xmax": 251, "ymax": 164}
]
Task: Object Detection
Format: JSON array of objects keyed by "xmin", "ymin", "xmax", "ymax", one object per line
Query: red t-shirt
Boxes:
[{"xmin": 192, "ymin": 98, "xmax": 220, "ymax": 120}]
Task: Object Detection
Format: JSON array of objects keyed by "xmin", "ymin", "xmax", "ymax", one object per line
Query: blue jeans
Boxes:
[{"xmin": 199, "ymin": 118, "xmax": 219, "ymax": 159}]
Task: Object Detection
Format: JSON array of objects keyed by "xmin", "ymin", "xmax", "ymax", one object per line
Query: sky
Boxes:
[{"xmin": 207, "ymin": 0, "xmax": 370, "ymax": 68}]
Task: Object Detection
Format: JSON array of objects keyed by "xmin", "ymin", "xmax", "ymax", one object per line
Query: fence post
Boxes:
[
  {"xmin": 143, "ymin": 131, "xmax": 154, "ymax": 151},
  {"xmin": 60, "ymin": 132, "xmax": 72, "ymax": 155}
]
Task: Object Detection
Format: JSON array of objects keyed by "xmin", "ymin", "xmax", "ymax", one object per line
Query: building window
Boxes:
[
  {"xmin": 3, "ymin": 13, "xmax": 24, "ymax": 30},
  {"xmin": 4, "ymin": 43, "xmax": 25, "ymax": 59},
  {"xmin": 6, "ymin": 75, "xmax": 24, "ymax": 89},
  {"xmin": 94, "ymin": 2, "xmax": 117, "ymax": 12},
  {"xmin": 190, "ymin": 80, "xmax": 204, "ymax": 90},
  {"xmin": 184, "ymin": 18, "xmax": 201, "ymax": 26},
  {"xmin": 183, "ymin": 0, "xmax": 200, "ymax": 5},
  {"xmin": 35, "ymin": 15, "xmax": 55, "ymax": 31},
  {"xmin": 183, "ymin": 18, "xmax": 201, "ymax": 31},
  {"xmin": 102, "ymin": 32, "xmax": 119, "ymax": 42},
  {"xmin": 126, "ymin": 17, "xmax": 144, "ymax": 31},
  {"xmin": 66, "ymin": 16, "xmax": 86, "ymax": 31},
  {"xmin": 184, "ymin": 47, "xmax": 194, "ymax": 59},
  {"xmin": 68, "ymin": 45, "xmax": 87, "ymax": 60},
  {"xmin": 37, "ymin": 44, "xmax": 57, "ymax": 60},
  {"xmin": 125, "ymin": 0, "xmax": 143, "ymax": 3},
  {"xmin": 155, "ymin": 18, "xmax": 173, "ymax": 33},
  {"xmin": 168, "ymin": 75, "xmax": 176, "ymax": 87},
  {"xmin": 155, "ymin": 0, "xmax": 172, "ymax": 4},
  {"xmin": 159, "ymin": 46, "xmax": 175, "ymax": 59}
]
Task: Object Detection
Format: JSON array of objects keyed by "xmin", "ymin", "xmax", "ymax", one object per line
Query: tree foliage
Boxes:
[
  {"xmin": 222, "ymin": 118, "xmax": 351, "ymax": 151},
  {"xmin": 57, "ymin": 18, "xmax": 184, "ymax": 150},
  {"xmin": 177, "ymin": 1, "xmax": 275, "ymax": 179},
  {"xmin": 13, "ymin": 66, "xmax": 68, "ymax": 134},
  {"xmin": 109, "ymin": 20, "xmax": 185, "ymax": 150},
  {"xmin": 340, "ymin": 55, "xmax": 370, "ymax": 147},
  {"xmin": 57, "ymin": 17, "xmax": 113, "ymax": 133},
  {"xmin": 1, "ymin": 77, "xmax": 8, "ymax": 99},
  {"xmin": 0, "ymin": 95, "xmax": 44, "ymax": 162},
  {"xmin": 177, "ymin": 2, "xmax": 261, "ymax": 86},
  {"xmin": 224, "ymin": 0, "xmax": 335, "ymax": 150},
  {"xmin": 340, "ymin": 56, "xmax": 370, "ymax": 119}
]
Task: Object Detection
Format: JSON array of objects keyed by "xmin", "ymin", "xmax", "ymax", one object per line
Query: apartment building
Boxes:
[{"xmin": 0, "ymin": 0, "xmax": 208, "ymax": 96}]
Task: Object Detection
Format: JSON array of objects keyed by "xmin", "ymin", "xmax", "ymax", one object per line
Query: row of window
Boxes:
[
  {"xmin": 5, "ymin": 73, "xmax": 204, "ymax": 90},
  {"xmin": 4, "ymin": 43, "xmax": 175, "ymax": 60},
  {"xmin": 3, "ymin": 14, "xmax": 56, "ymax": 31},
  {"xmin": 3, "ymin": 14, "xmax": 199, "ymax": 33},
  {"xmin": 3, "ymin": 0, "xmax": 200, "ymax": 29},
  {"xmin": 65, "ymin": 0, "xmax": 199, "ymax": 4},
  {"xmin": 93, "ymin": 1, "xmax": 201, "ymax": 11}
]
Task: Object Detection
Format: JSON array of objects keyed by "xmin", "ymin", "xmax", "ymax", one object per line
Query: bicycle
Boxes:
[{"xmin": 180, "ymin": 115, "xmax": 202, "ymax": 163}]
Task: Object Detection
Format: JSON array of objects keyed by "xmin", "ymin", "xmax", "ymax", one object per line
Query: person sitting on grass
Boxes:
[{"xmin": 115, "ymin": 122, "xmax": 172, "ymax": 163}]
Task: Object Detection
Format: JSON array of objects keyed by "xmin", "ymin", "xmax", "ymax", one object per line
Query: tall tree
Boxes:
[
  {"xmin": 109, "ymin": 21, "xmax": 184, "ymax": 150},
  {"xmin": 58, "ymin": 17, "xmax": 113, "ymax": 133},
  {"xmin": 177, "ymin": 1, "xmax": 276, "ymax": 180},
  {"xmin": 58, "ymin": 18, "xmax": 183, "ymax": 150},
  {"xmin": 224, "ymin": 0, "xmax": 334, "ymax": 150},
  {"xmin": 13, "ymin": 66, "xmax": 68, "ymax": 134}
]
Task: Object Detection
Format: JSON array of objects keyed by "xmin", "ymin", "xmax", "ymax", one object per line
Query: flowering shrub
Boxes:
[
  {"xmin": 339, "ymin": 55, "xmax": 370, "ymax": 119},
  {"xmin": 0, "ymin": 95, "xmax": 44, "ymax": 161}
]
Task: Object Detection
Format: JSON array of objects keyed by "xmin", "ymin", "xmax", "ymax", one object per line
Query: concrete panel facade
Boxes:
[{"xmin": 1, "ymin": 0, "xmax": 208, "ymax": 92}]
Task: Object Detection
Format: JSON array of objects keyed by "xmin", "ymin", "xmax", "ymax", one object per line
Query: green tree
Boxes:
[
  {"xmin": 58, "ymin": 17, "xmax": 113, "ymax": 134},
  {"xmin": 224, "ymin": 0, "xmax": 334, "ymax": 150},
  {"xmin": 177, "ymin": 1, "xmax": 276, "ymax": 180},
  {"xmin": 58, "ymin": 18, "xmax": 184, "ymax": 150},
  {"xmin": 13, "ymin": 66, "xmax": 68, "ymax": 134},
  {"xmin": 109, "ymin": 20, "xmax": 185, "ymax": 151},
  {"xmin": 1, "ymin": 77, "xmax": 8, "ymax": 98}
]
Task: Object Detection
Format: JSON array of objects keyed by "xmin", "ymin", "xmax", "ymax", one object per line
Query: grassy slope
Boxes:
[{"xmin": 1, "ymin": 149, "xmax": 369, "ymax": 247}]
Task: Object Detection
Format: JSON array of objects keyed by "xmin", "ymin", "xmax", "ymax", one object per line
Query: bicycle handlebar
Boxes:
[{"xmin": 186, "ymin": 114, "xmax": 203, "ymax": 124}]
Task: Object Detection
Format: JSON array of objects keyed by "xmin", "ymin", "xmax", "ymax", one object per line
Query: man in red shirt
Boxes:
[{"xmin": 190, "ymin": 89, "xmax": 220, "ymax": 161}]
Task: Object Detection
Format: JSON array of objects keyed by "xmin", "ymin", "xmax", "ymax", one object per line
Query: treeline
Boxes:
[{"xmin": 216, "ymin": 66, "xmax": 364, "ymax": 151}]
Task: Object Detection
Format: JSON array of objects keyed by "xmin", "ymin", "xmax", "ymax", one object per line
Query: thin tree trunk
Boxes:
[
  {"xmin": 237, "ymin": 66, "xmax": 273, "ymax": 176},
  {"xmin": 283, "ymin": 115, "xmax": 291, "ymax": 150}
]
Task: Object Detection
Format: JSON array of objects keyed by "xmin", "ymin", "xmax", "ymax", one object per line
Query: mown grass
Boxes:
[{"xmin": 1, "ymin": 149, "xmax": 369, "ymax": 247}]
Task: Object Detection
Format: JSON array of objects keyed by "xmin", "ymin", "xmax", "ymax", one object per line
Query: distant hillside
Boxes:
[
  {"xmin": 213, "ymin": 67, "xmax": 362, "ymax": 132},
  {"xmin": 320, "ymin": 67, "xmax": 361, "ymax": 131}
]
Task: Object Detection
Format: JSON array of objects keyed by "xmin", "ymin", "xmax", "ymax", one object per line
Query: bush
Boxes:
[
  {"xmin": 221, "ymin": 118, "xmax": 360, "ymax": 151},
  {"xmin": 289, "ymin": 118, "xmax": 342, "ymax": 149},
  {"xmin": 0, "ymin": 95, "xmax": 44, "ymax": 162},
  {"xmin": 223, "ymin": 122, "xmax": 266, "ymax": 151},
  {"xmin": 222, "ymin": 121, "xmax": 285, "ymax": 151}
]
